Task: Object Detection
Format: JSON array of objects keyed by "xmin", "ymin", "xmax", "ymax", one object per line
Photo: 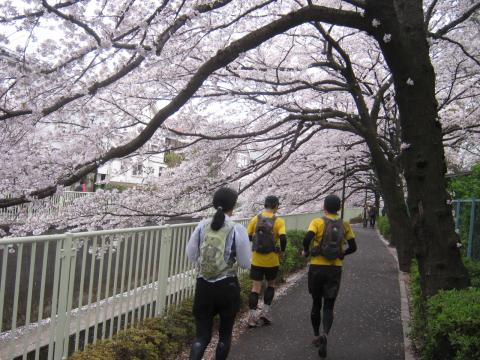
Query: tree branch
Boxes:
[
  {"xmin": 0, "ymin": 4, "xmax": 368, "ymax": 208},
  {"xmin": 431, "ymin": 2, "xmax": 480, "ymax": 38}
]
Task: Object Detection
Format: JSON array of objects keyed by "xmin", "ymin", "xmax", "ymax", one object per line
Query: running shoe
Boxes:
[
  {"xmin": 258, "ymin": 308, "xmax": 272, "ymax": 325},
  {"xmin": 318, "ymin": 335, "xmax": 327, "ymax": 358},
  {"xmin": 247, "ymin": 312, "xmax": 258, "ymax": 328},
  {"xmin": 312, "ymin": 336, "xmax": 321, "ymax": 347}
]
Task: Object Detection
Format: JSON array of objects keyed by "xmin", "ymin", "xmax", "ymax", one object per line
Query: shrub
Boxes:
[
  {"xmin": 463, "ymin": 257, "xmax": 480, "ymax": 288},
  {"xmin": 164, "ymin": 152, "xmax": 184, "ymax": 168},
  {"xmin": 424, "ymin": 288, "xmax": 480, "ymax": 360},
  {"xmin": 278, "ymin": 230, "xmax": 308, "ymax": 280},
  {"xmin": 238, "ymin": 272, "xmax": 252, "ymax": 308},
  {"xmin": 410, "ymin": 259, "xmax": 480, "ymax": 360},
  {"xmin": 377, "ymin": 216, "xmax": 391, "ymax": 241},
  {"xmin": 448, "ymin": 162, "xmax": 480, "ymax": 199},
  {"xmin": 103, "ymin": 183, "xmax": 131, "ymax": 192},
  {"xmin": 410, "ymin": 260, "xmax": 427, "ymax": 350},
  {"xmin": 70, "ymin": 299, "xmax": 195, "ymax": 360}
]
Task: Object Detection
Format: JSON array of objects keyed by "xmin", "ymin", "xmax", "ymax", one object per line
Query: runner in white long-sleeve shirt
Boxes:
[{"xmin": 186, "ymin": 187, "xmax": 251, "ymax": 360}]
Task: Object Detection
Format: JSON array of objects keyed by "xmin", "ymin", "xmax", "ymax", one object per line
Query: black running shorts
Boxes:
[
  {"xmin": 249, "ymin": 265, "xmax": 279, "ymax": 281},
  {"xmin": 193, "ymin": 276, "xmax": 240, "ymax": 319},
  {"xmin": 308, "ymin": 264, "xmax": 342, "ymax": 299}
]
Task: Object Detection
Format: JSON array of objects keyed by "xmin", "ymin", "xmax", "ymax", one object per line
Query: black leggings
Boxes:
[
  {"xmin": 190, "ymin": 277, "xmax": 240, "ymax": 360},
  {"xmin": 311, "ymin": 297, "xmax": 336, "ymax": 336},
  {"xmin": 308, "ymin": 265, "xmax": 342, "ymax": 337},
  {"xmin": 190, "ymin": 313, "xmax": 236, "ymax": 360}
]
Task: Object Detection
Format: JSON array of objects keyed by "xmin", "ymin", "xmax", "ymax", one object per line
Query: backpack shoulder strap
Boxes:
[
  {"xmin": 321, "ymin": 216, "xmax": 329, "ymax": 236},
  {"xmin": 198, "ymin": 220, "xmax": 209, "ymax": 250},
  {"xmin": 271, "ymin": 215, "xmax": 277, "ymax": 231},
  {"xmin": 229, "ymin": 225, "xmax": 236, "ymax": 261},
  {"xmin": 224, "ymin": 220, "xmax": 235, "ymax": 232},
  {"xmin": 321, "ymin": 216, "xmax": 331, "ymax": 225}
]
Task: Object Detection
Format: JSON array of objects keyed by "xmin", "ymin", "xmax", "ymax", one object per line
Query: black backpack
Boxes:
[
  {"xmin": 253, "ymin": 214, "xmax": 277, "ymax": 254},
  {"xmin": 311, "ymin": 217, "xmax": 344, "ymax": 260}
]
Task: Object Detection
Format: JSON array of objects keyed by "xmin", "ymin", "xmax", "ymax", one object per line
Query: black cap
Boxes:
[
  {"xmin": 264, "ymin": 195, "xmax": 280, "ymax": 209},
  {"xmin": 324, "ymin": 194, "xmax": 341, "ymax": 214}
]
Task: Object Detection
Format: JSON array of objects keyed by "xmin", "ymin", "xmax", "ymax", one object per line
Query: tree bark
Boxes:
[
  {"xmin": 363, "ymin": 130, "xmax": 414, "ymax": 272},
  {"xmin": 367, "ymin": 0, "xmax": 470, "ymax": 296}
]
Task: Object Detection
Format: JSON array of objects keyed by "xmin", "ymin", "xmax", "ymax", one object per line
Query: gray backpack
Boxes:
[
  {"xmin": 198, "ymin": 221, "xmax": 236, "ymax": 280},
  {"xmin": 253, "ymin": 214, "xmax": 277, "ymax": 254},
  {"xmin": 312, "ymin": 217, "xmax": 344, "ymax": 260}
]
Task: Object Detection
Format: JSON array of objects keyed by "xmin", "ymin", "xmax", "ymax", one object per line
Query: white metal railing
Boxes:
[
  {"xmin": 0, "ymin": 191, "xmax": 90, "ymax": 223},
  {"xmin": 0, "ymin": 208, "xmax": 361, "ymax": 360}
]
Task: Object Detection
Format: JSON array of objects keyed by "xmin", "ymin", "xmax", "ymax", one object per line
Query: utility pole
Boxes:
[
  {"xmin": 363, "ymin": 185, "xmax": 368, "ymax": 228},
  {"xmin": 341, "ymin": 159, "xmax": 347, "ymax": 219}
]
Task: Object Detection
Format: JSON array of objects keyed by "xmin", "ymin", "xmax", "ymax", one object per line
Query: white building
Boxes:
[
  {"xmin": 96, "ymin": 133, "xmax": 189, "ymax": 187},
  {"xmin": 97, "ymin": 142, "xmax": 168, "ymax": 187}
]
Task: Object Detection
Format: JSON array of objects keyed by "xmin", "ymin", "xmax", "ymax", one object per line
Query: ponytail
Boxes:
[
  {"xmin": 211, "ymin": 206, "xmax": 225, "ymax": 231},
  {"xmin": 210, "ymin": 187, "xmax": 238, "ymax": 231}
]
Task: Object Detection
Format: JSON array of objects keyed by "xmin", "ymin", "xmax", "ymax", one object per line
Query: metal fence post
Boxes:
[
  {"xmin": 454, "ymin": 200, "xmax": 461, "ymax": 234},
  {"xmin": 54, "ymin": 234, "xmax": 74, "ymax": 360},
  {"xmin": 467, "ymin": 200, "xmax": 476, "ymax": 259},
  {"xmin": 156, "ymin": 227, "xmax": 172, "ymax": 316}
]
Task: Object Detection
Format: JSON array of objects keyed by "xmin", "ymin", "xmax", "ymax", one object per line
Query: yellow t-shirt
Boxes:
[
  {"xmin": 308, "ymin": 214, "xmax": 355, "ymax": 267},
  {"xmin": 247, "ymin": 210, "xmax": 286, "ymax": 268}
]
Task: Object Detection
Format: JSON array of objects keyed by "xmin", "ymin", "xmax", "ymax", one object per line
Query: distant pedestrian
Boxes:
[
  {"xmin": 362, "ymin": 205, "xmax": 368, "ymax": 228},
  {"xmin": 302, "ymin": 194, "xmax": 357, "ymax": 358},
  {"xmin": 369, "ymin": 205, "xmax": 376, "ymax": 228},
  {"xmin": 246, "ymin": 195, "xmax": 287, "ymax": 327},
  {"xmin": 186, "ymin": 187, "xmax": 251, "ymax": 360}
]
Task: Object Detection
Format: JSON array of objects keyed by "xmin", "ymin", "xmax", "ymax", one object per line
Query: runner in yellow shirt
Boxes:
[
  {"xmin": 302, "ymin": 194, "xmax": 357, "ymax": 358},
  {"xmin": 246, "ymin": 195, "xmax": 287, "ymax": 327}
]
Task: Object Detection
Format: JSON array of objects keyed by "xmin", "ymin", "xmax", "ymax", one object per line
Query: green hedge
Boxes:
[
  {"xmin": 70, "ymin": 229, "xmax": 307, "ymax": 359},
  {"xmin": 424, "ymin": 288, "xmax": 480, "ymax": 360},
  {"xmin": 278, "ymin": 229, "xmax": 309, "ymax": 279},
  {"xmin": 410, "ymin": 259, "xmax": 480, "ymax": 360},
  {"xmin": 463, "ymin": 256, "xmax": 480, "ymax": 288},
  {"xmin": 70, "ymin": 299, "xmax": 196, "ymax": 360},
  {"xmin": 377, "ymin": 216, "xmax": 391, "ymax": 241},
  {"xmin": 410, "ymin": 260, "xmax": 427, "ymax": 350}
]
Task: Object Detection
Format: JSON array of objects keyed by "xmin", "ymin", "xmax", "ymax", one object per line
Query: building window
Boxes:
[{"xmin": 132, "ymin": 164, "xmax": 143, "ymax": 176}]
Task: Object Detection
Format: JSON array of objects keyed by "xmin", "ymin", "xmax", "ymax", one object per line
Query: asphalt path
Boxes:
[{"xmin": 229, "ymin": 226, "xmax": 405, "ymax": 360}]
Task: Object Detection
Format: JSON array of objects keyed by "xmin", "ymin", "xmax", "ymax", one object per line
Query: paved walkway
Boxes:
[{"xmin": 229, "ymin": 226, "xmax": 405, "ymax": 360}]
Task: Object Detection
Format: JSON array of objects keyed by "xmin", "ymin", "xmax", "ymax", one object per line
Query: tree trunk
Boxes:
[
  {"xmin": 367, "ymin": 0, "xmax": 470, "ymax": 296},
  {"xmin": 363, "ymin": 131, "xmax": 414, "ymax": 272},
  {"xmin": 380, "ymin": 178, "xmax": 413, "ymax": 272},
  {"xmin": 374, "ymin": 191, "xmax": 380, "ymax": 217}
]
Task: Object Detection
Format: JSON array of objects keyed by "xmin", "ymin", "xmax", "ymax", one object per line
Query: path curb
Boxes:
[{"xmin": 375, "ymin": 229, "xmax": 417, "ymax": 360}]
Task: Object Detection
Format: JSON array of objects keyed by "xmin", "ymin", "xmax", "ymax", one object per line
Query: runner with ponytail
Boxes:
[{"xmin": 187, "ymin": 187, "xmax": 251, "ymax": 360}]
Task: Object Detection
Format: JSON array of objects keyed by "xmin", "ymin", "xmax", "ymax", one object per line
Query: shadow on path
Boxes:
[{"xmin": 229, "ymin": 226, "xmax": 404, "ymax": 360}]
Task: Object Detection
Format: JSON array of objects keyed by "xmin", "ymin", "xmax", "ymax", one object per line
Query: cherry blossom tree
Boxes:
[
  {"xmin": 1, "ymin": 0, "xmax": 479, "ymax": 295},
  {"xmin": 161, "ymin": 0, "xmax": 479, "ymax": 285}
]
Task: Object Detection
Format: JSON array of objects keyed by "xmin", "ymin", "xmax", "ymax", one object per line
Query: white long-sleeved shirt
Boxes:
[{"xmin": 186, "ymin": 215, "xmax": 251, "ymax": 281}]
